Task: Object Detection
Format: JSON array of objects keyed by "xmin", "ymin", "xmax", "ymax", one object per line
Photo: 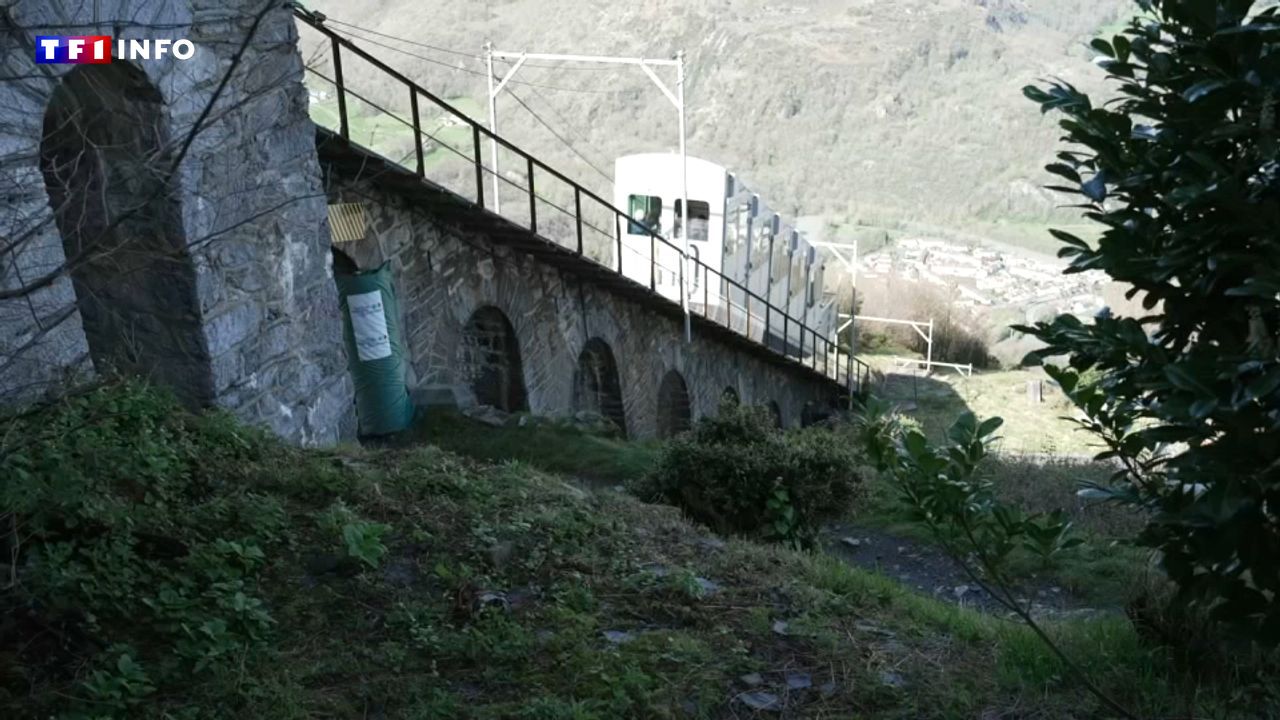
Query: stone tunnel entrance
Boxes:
[
  {"xmin": 459, "ymin": 306, "xmax": 528, "ymax": 412},
  {"xmin": 39, "ymin": 62, "xmax": 212, "ymax": 407},
  {"xmin": 656, "ymin": 369, "xmax": 692, "ymax": 438},
  {"xmin": 572, "ymin": 338, "xmax": 627, "ymax": 437}
]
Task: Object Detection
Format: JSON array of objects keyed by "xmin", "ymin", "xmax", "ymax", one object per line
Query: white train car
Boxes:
[
  {"xmin": 614, "ymin": 153, "xmax": 837, "ymax": 356},
  {"xmin": 613, "ymin": 153, "xmax": 725, "ymax": 307}
]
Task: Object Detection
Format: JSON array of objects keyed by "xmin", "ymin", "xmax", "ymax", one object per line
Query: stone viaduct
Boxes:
[{"xmin": 0, "ymin": 1, "xmax": 856, "ymax": 443}]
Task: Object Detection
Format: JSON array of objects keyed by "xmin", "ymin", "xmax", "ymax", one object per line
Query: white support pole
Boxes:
[
  {"xmin": 485, "ymin": 47, "xmax": 691, "ymax": 342},
  {"xmin": 487, "ymin": 49, "xmax": 530, "ymax": 214},
  {"xmin": 926, "ymin": 318, "xmax": 934, "ymax": 371},
  {"xmin": 493, "ymin": 50, "xmax": 679, "ymax": 66},
  {"xmin": 677, "ymin": 51, "xmax": 690, "ymax": 343},
  {"xmin": 486, "ymin": 43, "xmax": 500, "ymax": 213},
  {"xmin": 851, "ymin": 238, "xmax": 858, "ymax": 357}
]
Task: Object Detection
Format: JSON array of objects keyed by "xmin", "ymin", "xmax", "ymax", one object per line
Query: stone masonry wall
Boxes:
[
  {"xmin": 326, "ymin": 171, "xmax": 841, "ymax": 438},
  {"xmin": 0, "ymin": 1, "xmax": 354, "ymax": 444}
]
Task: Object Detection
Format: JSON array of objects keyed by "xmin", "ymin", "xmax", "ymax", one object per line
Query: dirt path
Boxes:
[{"xmin": 822, "ymin": 522, "xmax": 1115, "ymax": 620}]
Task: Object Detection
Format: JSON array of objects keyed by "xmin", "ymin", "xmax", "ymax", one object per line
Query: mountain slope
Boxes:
[{"xmin": 302, "ymin": 0, "xmax": 1132, "ymax": 250}]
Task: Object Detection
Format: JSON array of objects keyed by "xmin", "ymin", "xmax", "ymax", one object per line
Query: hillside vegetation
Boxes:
[
  {"xmin": 300, "ymin": 0, "xmax": 1130, "ymax": 251},
  {"xmin": 3, "ymin": 383, "xmax": 1266, "ymax": 719}
]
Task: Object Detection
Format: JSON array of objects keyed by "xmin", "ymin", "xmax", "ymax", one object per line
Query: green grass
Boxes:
[
  {"xmin": 307, "ymin": 94, "xmax": 481, "ymax": 173},
  {"xmin": 4, "ymin": 383, "xmax": 1273, "ymax": 719},
  {"xmin": 414, "ymin": 408, "xmax": 660, "ymax": 486},
  {"xmin": 854, "ymin": 448, "xmax": 1150, "ymax": 608},
  {"xmin": 875, "ymin": 364, "xmax": 1102, "ymax": 455}
]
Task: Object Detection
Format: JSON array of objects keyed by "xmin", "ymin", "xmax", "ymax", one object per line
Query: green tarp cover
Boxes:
[{"xmin": 335, "ymin": 262, "xmax": 415, "ymax": 436}]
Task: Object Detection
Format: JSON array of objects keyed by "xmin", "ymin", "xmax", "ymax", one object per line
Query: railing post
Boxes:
[
  {"xmin": 615, "ymin": 214, "xmax": 623, "ymax": 273},
  {"xmin": 526, "ymin": 157, "xmax": 537, "ymax": 233},
  {"xmin": 649, "ymin": 233, "xmax": 656, "ymax": 291},
  {"xmin": 764, "ymin": 301, "xmax": 770, "ymax": 346},
  {"xmin": 473, "ymin": 126, "xmax": 485, "ymax": 209},
  {"xmin": 331, "ymin": 37, "xmax": 349, "ymax": 139},
  {"xmin": 574, "ymin": 188, "xmax": 583, "ymax": 255},
  {"xmin": 703, "ymin": 267, "xmax": 709, "ymax": 316},
  {"xmin": 410, "ymin": 89, "xmax": 424, "ymax": 176},
  {"xmin": 783, "ymin": 313, "xmax": 790, "ymax": 359}
]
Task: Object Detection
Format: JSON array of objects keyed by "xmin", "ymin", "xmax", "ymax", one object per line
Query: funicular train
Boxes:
[{"xmin": 613, "ymin": 153, "xmax": 838, "ymax": 359}]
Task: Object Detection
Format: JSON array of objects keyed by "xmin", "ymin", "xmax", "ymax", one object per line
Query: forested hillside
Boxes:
[{"xmin": 302, "ymin": 0, "xmax": 1130, "ymax": 251}]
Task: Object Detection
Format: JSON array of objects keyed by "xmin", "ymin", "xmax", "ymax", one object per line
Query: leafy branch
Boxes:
[{"xmin": 854, "ymin": 397, "xmax": 1135, "ymax": 720}]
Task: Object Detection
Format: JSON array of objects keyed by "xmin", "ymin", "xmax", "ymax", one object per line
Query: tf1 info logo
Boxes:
[{"xmin": 35, "ymin": 36, "xmax": 196, "ymax": 64}]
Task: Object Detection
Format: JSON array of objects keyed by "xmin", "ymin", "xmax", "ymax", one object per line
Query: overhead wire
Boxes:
[
  {"xmin": 321, "ymin": 16, "xmax": 623, "ymax": 71},
  {"xmin": 314, "ymin": 13, "xmax": 632, "ymax": 216},
  {"xmin": 321, "ymin": 22, "xmax": 629, "ymax": 94},
  {"xmin": 502, "ymin": 85, "xmax": 614, "ymax": 184}
]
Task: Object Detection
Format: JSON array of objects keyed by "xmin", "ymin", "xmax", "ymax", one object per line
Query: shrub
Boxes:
[
  {"xmin": 857, "ymin": 277, "xmax": 998, "ymax": 368},
  {"xmin": 637, "ymin": 403, "xmax": 862, "ymax": 547},
  {"xmin": 1019, "ymin": 0, "xmax": 1280, "ymax": 644},
  {"xmin": 0, "ymin": 382, "xmax": 283, "ymax": 717}
]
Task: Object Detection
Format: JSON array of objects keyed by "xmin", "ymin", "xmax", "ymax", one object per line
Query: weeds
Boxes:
[{"xmin": 2, "ymin": 382, "xmax": 1272, "ymax": 718}]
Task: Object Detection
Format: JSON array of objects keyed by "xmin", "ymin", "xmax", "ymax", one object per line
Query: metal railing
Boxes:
[{"xmin": 294, "ymin": 7, "xmax": 871, "ymax": 395}]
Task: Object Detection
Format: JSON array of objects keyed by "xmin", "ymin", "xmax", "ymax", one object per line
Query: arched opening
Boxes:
[
  {"xmin": 40, "ymin": 63, "xmax": 211, "ymax": 406},
  {"xmin": 720, "ymin": 386, "xmax": 740, "ymax": 407},
  {"xmin": 573, "ymin": 338, "xmax": 627, "ymax": 436},
  {"xmin": 656, "ymin": 369, "xmax": 692, "ymax": 439},
  {"xmin": 801, "ymin": 401, "xmax": 823, "ymax": 427},
  {"xmin": 765, "ymin": 400, "xmax": 784, "ymax": 429},
  {"xmin": 459, "ymin": 306, "xmax": 528, "ymax": 412}
]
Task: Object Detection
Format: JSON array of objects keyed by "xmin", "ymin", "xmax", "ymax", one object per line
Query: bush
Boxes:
[
  {"xmin": 856, "ymin": 277, "xmax": 998, "ymax": 368},
  {"xmin": 1019, "ymin": 0, "xmax": 1280, "ymax": 644},
  {"xmin": 636, "ymin": 403, "xmax": 862, "ymax": 547},
  {"xmin": 0, "ymin": 382, "xmax": 285, "ymax": 717}
]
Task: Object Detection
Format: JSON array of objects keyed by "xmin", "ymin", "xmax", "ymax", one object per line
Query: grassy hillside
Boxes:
[
  {"xmin": 299, "ymin": 0, "xmax": 1133, "ymax": 254},
  {"xmin": 4, "ymin": 383, "xmax": 1269, "ymax": 718}
]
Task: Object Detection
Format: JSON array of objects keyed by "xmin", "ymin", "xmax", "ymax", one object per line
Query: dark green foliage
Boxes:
[
  {"xmin": 1, "ymin": 383, "xmax": 287, "ymax": 717},
  {"xmin": 1018, "ymin": 0, "xmax": 1280, "ymax": 643},
  {"xmin": 1, "ymin": 382, "xmax": 1271, "ymax": 718},
  {"xmin": 638, "ymin": 403, "xmax": 863, "ymax": 547}
]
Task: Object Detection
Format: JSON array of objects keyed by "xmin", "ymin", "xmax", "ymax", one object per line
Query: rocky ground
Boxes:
[{"xmin": 822, "ymin": 523, "xmax": 1114, "ymax": 621}]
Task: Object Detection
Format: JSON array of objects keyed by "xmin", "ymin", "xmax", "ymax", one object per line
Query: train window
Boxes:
[
  {"xmin": 770, "ymin": 239, "xmax": 788, "ymax": 283},
  {"xmin": 808, "ymin": 263, "xmax": 824, "ymax": 307},
  {"xmin": 725, "ymin": 205, "xmax": 740, "ymax": 256},
  {"xmin": 628, "ymin": 195, "xmax": 662, "ymax": 235},
  {"xmin": 673, "ymin": 199, "xmax": 710, "ymax": 242},
  {"xmin": 751, "ymin": 221, "xmax": 770, "ymax": 263}
]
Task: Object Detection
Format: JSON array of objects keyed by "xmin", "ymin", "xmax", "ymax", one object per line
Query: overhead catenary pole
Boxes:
[
  {"xmin": 486, "ymin": 43, "xmax": 498, "ymax": 212},
  {"xmin": 485, "ymin": 45, "xmax": 529, "ymax": 214},
  {"xmin": 489, "ymin": 48, "xmax": 690, "ymax": 342},
  {"xmin": 677, "ymin": 50, "xmax": 690, "ymax": 343},
  {"xmin": 851, "ymin": 238, "xmax": 858, "ymax": 357},
  {"xmin": 926, "ymin": 318, "xmax": 934, "ymax": 371}
]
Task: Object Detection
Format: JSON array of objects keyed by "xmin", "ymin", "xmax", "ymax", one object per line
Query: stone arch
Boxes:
[
  {"xmin": 765, "ymin": 400, "xmax": 784, "ymax": 429},
  {"xmin": 656, "ymin": 369, "xmax": 692, "ymax": 439},
  {"xmin": 459, "ymin": 305, "xmax": 528, "ymax": 412},
  {"xmin": 801, "ymin": 401, "xmax": 822, "ymax": 427},
  {"xmin": 573, "ymin": 337, "xmax": 627, "ymax": 436},
  {"xmin": 720, "ymin": 386, "xmax": 741, "ymax": 406},
  {"xmin": 39, "ymin": 62, "xmax": 212, "ymax": 406}
]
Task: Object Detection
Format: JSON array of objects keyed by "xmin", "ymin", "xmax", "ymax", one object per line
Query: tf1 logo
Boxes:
[{"xmin": 35, "ymin": 36, "xmax": 197, "ymax": 64}]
